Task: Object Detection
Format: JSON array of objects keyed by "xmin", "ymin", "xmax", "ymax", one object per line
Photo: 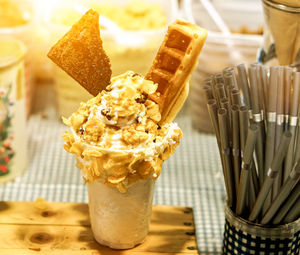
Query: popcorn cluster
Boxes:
[{"xmin": 62, "ymin": 71, "xmax": 182, "ymax": 192}]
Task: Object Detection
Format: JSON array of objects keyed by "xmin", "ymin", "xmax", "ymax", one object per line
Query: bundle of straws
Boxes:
[{"xmin": 204, "ymin": 64, "xmax": 300, "ymax": 225}]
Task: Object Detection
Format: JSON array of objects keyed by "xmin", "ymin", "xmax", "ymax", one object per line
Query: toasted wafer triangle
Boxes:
[
  {"xmin": 146, "ymin": 19, "xmax": 207, "ymax": 124},
  {"xmin": 47, "ymin": 9, "xmax": 112, "ymax": 96}
]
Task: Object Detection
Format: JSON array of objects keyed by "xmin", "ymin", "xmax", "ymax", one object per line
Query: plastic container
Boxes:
[
  {"xmin": 41, "ymin": 0, "xmax": 178, "ymax": 117},
  {"xmin": 183, "ymin": 0, "xmax": 263, "ymax": 71},
  {"xmin": 183, "ymin": 0, "xmax": 263, "ymax": 133},
  {"xmin": 0, "ymin": 0, "xmax": 35, "ymax": 117},
  {"xmin": 0, "ymin": 38, "xmax": 28, "ymax": 183},
  {"xmin": 88, "ymin": 178, "xmax": 154, "ymax": 249}
]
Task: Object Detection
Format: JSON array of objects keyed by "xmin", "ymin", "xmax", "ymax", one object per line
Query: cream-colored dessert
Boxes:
[
  {"xmin": 51, "ymin": 1, "xmax": 167, "ymax": 30},
  {"xmin": 91, "ymin": 0, "xmax": 167, "ymax": 30},
  {"xmin": 51, "ymin": 9, "xmax": 207, "ymax": 250},
  {"xmin": 0, "ymin": 0, "xmax": 30, "ymax": 27},
  {"xmin": 63, "ymin": 71, "xmax": 182, "ymax": 192},
  {"xmin": 62, "ymin": 71, "xmax": 182, "ymax": 249}
]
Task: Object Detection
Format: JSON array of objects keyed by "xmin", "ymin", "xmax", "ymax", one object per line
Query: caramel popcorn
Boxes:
[
  {"xmin": 145, "ymin": 100, "xmax": 161, "ymax": 122},
  {"xmin": 122, "ymin": 128, "xmax": 148, "ymax": 146},
  {"xmin": 62, "ymin": 71, "xmax": 182, "ymax": 192},
  {"xmin": 84, "ymin": 117, "xmax": 105, "ymax": 142}
]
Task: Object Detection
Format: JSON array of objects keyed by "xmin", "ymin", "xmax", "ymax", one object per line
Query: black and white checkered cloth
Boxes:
[
  {"xmin": 223, "ymin": 205, "xmax": 300, "ymax": 255},
  {"xmin": 223, "ymin": 218, "xmax": 300, "ymax": 255},
  {"xmin": 0, "ymin": 98, "xmax": 226, "ymax": 254}
]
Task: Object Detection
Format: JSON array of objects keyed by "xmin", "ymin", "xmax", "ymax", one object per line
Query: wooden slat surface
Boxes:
[{"xmin": 0, "ymin": 201, "xmax": 198, "ymax": 254}]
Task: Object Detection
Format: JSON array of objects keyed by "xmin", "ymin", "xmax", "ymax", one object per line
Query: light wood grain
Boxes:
[
  {"xmin": 0, "ymin": 201, "xmax": 198, "ymax": 254},
  {"xmin": 0, "ymin": 249, "xmax": 198, "ymax": 255}
]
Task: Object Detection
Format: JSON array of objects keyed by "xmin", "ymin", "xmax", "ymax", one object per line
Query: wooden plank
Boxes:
[
  {"xmin": 0, "ymin": 225, "xmax": 197, "ymax": 252},
  {"xmin": 0, "ymin": 201, "xmax": 195, "ymax": 227},
  {"xmin": 0, "ymin": 201, "xmax": 198, "ymax": 254},
  {"xmin": 0, "ymin": 200, "xmax": 90, "ymax": 226},
  {"xmin": 0, "ymin": 249, "xmax": 198, "ymax": 255}
]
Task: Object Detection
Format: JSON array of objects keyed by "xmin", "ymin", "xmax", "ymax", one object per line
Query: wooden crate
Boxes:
[{"xmin": 0, "ymin": 201, "xmax": 198, "ymax": 254}]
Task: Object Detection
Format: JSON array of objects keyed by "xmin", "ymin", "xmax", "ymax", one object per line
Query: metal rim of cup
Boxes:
[
  {"xmin": 262, "ymin": 0, "xmax": 300, "ymax": 13},
  {"xmin": 224, "ymin": 205, "xmax": 300, "ymax": 239}
]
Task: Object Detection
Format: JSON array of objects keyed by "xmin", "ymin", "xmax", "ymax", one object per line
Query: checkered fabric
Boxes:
[
  {"xmin": 0, "ymin": 87, "xmax": 226, "ymax": 254},
  {"xmin": 223, "ymin": 216, "xmax": 300, "ymax": 255}
]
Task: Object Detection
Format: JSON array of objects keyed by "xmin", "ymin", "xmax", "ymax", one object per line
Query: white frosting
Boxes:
[
  {"xmin": 71, "ymin": 122, "xmax": 180, "ymax": 159},
  {"xmin": 89, "ymin": 76, "xmax": 146, "ymax": 128},
  {"xmin": 70, "ymin": 71, "xmax": 181, "ymax": 167}
]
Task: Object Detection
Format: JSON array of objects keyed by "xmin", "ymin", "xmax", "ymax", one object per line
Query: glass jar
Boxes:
[
  {"xmin": 0, "ymin": 0, "xmax": 35, "ymax": 116},
  {"xmin": 260, "ymin": 0, "xmax": 300, "ymax": 66},
  {"xmin": 223, "ymin": 205, "xmax": 300, "ymax": 254},
  {"xmin": 0, "ymin": 38, "xmax": 28, "ymax": 183}
]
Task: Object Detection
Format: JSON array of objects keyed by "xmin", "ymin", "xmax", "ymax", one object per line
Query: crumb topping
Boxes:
[{"xmin": 62, "ymin": 71, "xmax": 182, "ymax": 192}]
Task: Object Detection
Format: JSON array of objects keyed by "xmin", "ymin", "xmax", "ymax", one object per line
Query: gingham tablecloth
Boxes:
[{"xmin": 0, "ymin": 84, "xmax": 225, "ymax": 254}]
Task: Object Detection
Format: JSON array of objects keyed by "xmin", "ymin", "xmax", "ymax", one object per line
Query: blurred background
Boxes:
[
  {"xmin": 1, "ymin": 1, "xmax": 300, "ymax": 252},
  {"xmin": 0, "ymin": 0, "xmax": 265, "ymax": 181},
  {"xmin": 1, "ymin": 0, "xmax": 300, "ymax": 181},
  {"xmin": 0, "ymin": 0, "xmax": 265, "ymax": 119}
]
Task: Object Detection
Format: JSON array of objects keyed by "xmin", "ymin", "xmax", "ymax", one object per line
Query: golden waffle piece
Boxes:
[
  {"xmin": 146, "ymin": 19, "xmax": 207, "ymax": 124},
  {"xmin": 48, "ymin": 9, "xmax": 112, "ymax": 96}
]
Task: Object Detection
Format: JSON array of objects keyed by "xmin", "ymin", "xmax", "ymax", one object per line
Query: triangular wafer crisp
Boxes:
[{"xmin": 47, "ymin": 9, "xmax": 112, "ymax": 96}]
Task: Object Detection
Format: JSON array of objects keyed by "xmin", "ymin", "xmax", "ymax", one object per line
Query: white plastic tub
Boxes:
[
  {"xmin": 183, "ymin": 0, "xmax": 264, "ymax": 132},
  {"xmin": 183, "ymin": 0, "xmax": 263, "ymax": 75}
]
